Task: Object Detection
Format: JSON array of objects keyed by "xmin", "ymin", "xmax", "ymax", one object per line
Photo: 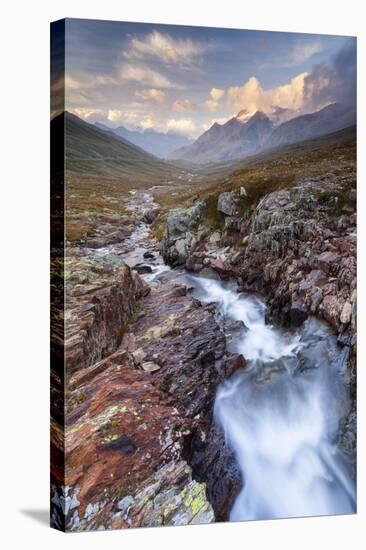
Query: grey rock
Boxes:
[
  {"xmin": 162, "ymin": 202, "xmax": 206, "ymax": 266},
  {"xmin": 218, "ymin": 192, "xmax": 240, "ymax": 216},
  {"xmin": 117, "ymin": 495, "xmax": 135, "ymax": 513}
]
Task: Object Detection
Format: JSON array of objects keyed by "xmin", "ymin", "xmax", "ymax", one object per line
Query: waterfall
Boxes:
[{"xmin": 188, "ymin": 275, "xmax": 356, "ymax": 521}]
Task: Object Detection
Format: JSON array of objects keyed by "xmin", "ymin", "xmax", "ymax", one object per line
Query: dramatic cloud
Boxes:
[
  {"xmin": 172, "ymin": 99, "xmax": 194, "ymax": 112},
  {"xmin": 107, "ymin": 109, "xmax": 125, "ymax": 123},
  {"xmin": 227, "ymin": 73, "xmax": 307, "ymax": 115},
  {"xmin": 210, "ymin": 88, "xmax": 225, "ymax": 101},
  {"xmin": 106, "ymin": 109, "xmax": 156, "ymax": 130},
  {"xmin": 166, "ymin": 118, "xmax": 196, "ymax": 134},
  {"xmin": 120, "ymin": 64, "xmax": 172, "ymax": 88},
  {"xmin": 124, "ymin": 30, "xmax": 205, "ymax": 65},
  {"xmin": 303, "ymin": 39, "xmax": 356, "ymax": 111},
  {"xmin": 135, "ymin": 88, "xmax": 166, "ymax": 102},
  {"xmin": 204, "ymin": 99, "xmax": 221, "ymax": 111},
  {"xmin": 64, "ymin": 21, "xmax": 354, "ymax": 138},
  {"xmin": 72, "ymin": 108, "xmax": 100, "ymax": 119},
  {"xmin": 288, "ymin": 41, "xmax": 323, "ymax": 65},
  {"xmin": 204, "ymin": 88, "xmax": 225, "ymax": 111}
]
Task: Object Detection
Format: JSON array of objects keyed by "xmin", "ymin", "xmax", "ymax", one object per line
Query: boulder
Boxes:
[
  {"xmin": 217, "ymin": 192, "xmax": 240, "ymax": 216},
  {"xmin": 142, "ymin": 207, "xmax": 160, "ymax": 224},
  {"xmin": 290, "ymin": 296, "xmax": 308, "ymax": 326},
  {"xmin": 224, "ymin": 216, "xmax": 241, "ymax": 231},
  {"xmin": 319, "ymin": 295, "xmax": 342, "ymax": 328},
  {"xmin": 162, "ymin": 201, "xmax": 206, "ymax": 267},
  {"xmin": 132, "ymin": 263, "xmax": 153, "ymax": 274}
]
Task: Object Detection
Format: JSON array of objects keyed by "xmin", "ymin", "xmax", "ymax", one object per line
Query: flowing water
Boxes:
[
  {"xmin": 118, "ymin": 191, "xmax": 356, "ymax": 522},
  {"xmin": 188, "ymin": 275, "xmax": 356, "ymax": 521}
]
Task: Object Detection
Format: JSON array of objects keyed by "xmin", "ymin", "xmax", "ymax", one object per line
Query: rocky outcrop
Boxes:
[
  {"xmin": 235, "ymin": 178, "xmax": 356, "ymax": 340},
  {"xmin": 162, "ymin": 201, "xmax": 206, "ymax": 266},
  {"xmin": 217, "ymin": 191, "xmax": 240, "ymax": 216},
  {"xmin": 176, "ymin": 175, "xmax": 356, "ymax": 342},
  {"xmin": 54, "ymin": 280, "xmax": 239, "ymax": 531},
  {"xmin": 64, "ymin": 254, "xmax": 150, "ymax": 375}
]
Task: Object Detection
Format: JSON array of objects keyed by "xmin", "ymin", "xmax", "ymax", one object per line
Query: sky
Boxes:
[{"xmin": 58, "ymin": 18, "xmax": 356, "ymax": 138}]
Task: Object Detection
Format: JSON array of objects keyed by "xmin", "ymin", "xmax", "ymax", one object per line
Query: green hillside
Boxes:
[{"xmin": 53, "ymin": 111, "xmax": 175, "ymax": 182}]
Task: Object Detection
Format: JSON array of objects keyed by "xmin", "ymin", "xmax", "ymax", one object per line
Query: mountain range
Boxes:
[
  {"xmin": 169, "ymin": 103, "xmax": 356, "ymax": 164},
  {"xmin": 59, "ymin": 111, "xmax": 173, "ymax": 180},
  {"xmin": 94, "ymin": 122, "xmax": 193, "ymax": 158}
]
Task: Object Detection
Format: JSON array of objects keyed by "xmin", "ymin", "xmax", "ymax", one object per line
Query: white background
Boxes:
[{"xmin": 1, "ymin": 0, "xmax": 364, "ymax": 548}]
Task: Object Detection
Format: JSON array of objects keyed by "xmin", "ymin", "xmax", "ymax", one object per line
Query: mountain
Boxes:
[
  {"xmin": 170, "ymin": 111, "xmax": 274, "ymax": 164},
  {"xmin": 265, "ymin": 102, "xmax": 356, "ymax": 150},
  {"xmin": 170, "ymin": 103, "xmax": 355, "ymax": 164},
  {"xmin": 95, "ymin": 122, "xmax": 193, "ymax": 158},
  {"xmin": 59, "ymin": 111, "xmax": 173, "ymax": 180}
]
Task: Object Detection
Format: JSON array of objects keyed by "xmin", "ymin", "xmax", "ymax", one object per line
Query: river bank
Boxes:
[{"xmin": 52, "ymin": 175, "xmax": 356, "ymax": 529}]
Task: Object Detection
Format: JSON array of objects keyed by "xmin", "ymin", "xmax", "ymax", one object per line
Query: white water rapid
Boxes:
[
  {"xmin": 116, "ymin": 190, "xmax": 355, "ymax": 522},
  {"xmin": 188, "ymin": 275, "xmax": 356, "ymax": 521}
]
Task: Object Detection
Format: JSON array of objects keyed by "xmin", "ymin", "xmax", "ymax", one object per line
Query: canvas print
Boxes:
[{"xmin": 50, "ymin": 18, "xmax": 357, "ymax": 531}]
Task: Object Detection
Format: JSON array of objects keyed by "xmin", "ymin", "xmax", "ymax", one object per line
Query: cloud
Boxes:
[
  {"xmin": 172, "ymin": 99, "xmax": 194, "ymax": 112},
  {"xmin": 106, "ymin": 109, "xmax": 156, "ymax": 130},
  {"xmin": 204, "ymin": 99, "xmax": 221, "ymax": 111},
  {"xmin": 124, "ymin": 30, "xmax": 205, "ymax": 65},
  {"xmin": 210, "ymin": 87, "xmax": 225, "ymax": 101},
  {"xmin": 107, "ymin": 109, "xmax": 124, "ymax": 123},
  {"xmin": 224, "ymin": 40, "xmax": 356, "ymax": 118},
  {"xmin": 227, "ymin": 73, "xmax": 308, "ymax": 114},
  {"xmin": 139, "ymin": 116, "xmax": 155, "ymax": 129},
  {"xmin": 201, "ymin": 116, "xmax": 233, "ymax": 131},
  {"xmin": 135, "ymin": 88, "xmax": 166, "ymax": 102},
  {"xmin": 303, "ymin": 39, "xmax": 356, "ymax": 111},
  {"xmin": 288, "ymin": 41, "xmax": 323, "ymax": 65},
  {"xmin": 72, "ymin": 108, "xmax": 99, "ymax": 119},
  {"xmin": 120, "ymin": 64, "xmax": 172, "ymax": 88},
  {"xmin": 166, "ymin": 118, "xmax": 196, "ymax": 135}
]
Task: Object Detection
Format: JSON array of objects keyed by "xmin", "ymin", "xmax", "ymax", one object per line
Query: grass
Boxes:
[
  {"xmin": 149, "ymin": 125, "xmax": 356, "ymax": 220},
  {"xmin": 63, "ymin": 124, "xmax": 356, "ymax": 243}
]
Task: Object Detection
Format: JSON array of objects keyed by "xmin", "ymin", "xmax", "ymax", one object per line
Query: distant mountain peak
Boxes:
[
  {"xmin": 236, "ymin": 109, "xmax": 271, "ymax": 124},
  {"xmin": 94, "ymin": 121, "xmax": 193, "ymax": 158},
  {"xmin": 169, "ymin": 102, "xmax": 355, "ymax": 164}
]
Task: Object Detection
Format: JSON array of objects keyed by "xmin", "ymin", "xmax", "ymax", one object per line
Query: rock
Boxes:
[
  {"xmin": 143, "ymin": 251, "xmax": 155, "ymax": 259},
  {"xmin": 224, "ymin": 216, "xmax": 241, "ymax": 231},
  {"xmin": 217, "ymin": 191, "xmax": 240, "ymax": 216},
  {"xmin": 58, "ymin": 280, "xmax": 226, "ymax": 531},
  {"xmin": 188, "ymin": 423, "xmax": 241, "ymax": 521},
  {"xmin": 290, "ymin": 296, "xmax": 308, "ymax": 326},
  {"xmin": 209, "ymin": 231, "xmax": 221, "ymax": 245},
  {"xmin": 319, "ymin": 295, "xmax": 342, "ymax": 328},
  {"xmin": 316, "ymin": 251, "xmax": 340, "ymax": 274},
  {"xmin": 117, "ymin": 495, "xmax": 135, "ymax": 513},
  {"xmin": 131, "ymin": 348, "xmax": 147, "ymax": 365},
  {"xmin": 85, "ymin": 230, "xmax": 125, "ymax": 249},
  {"xmin": 224, "ymin": 353, "xmax": 246, "ymax": 377},
  {"xmin": 64, "ymin": 260, "xmax": 149, "ymax": 375},
  {"xmin": 141, "ymin": 361, "xmax": 161, "ymax": 373},
  {"xmin": 142, "ymin": 208, "xmax": 160, "ymax": 224},
  {"xmin": 209, "ymin": 258, "xmax": 234, "ymax": 279},
  {"xmin": 231, "ymin": 177, "xmax": 356, "ymax": 337},
  {"xmin": 133, "ymin": 263, "xmax": 153, "ymax": 274},
  {"xmin": 310, "ymin": 287, "xmax": 323, "ymax": 313},
  {"xmin": 129, "ymin": 461, "xmax": 214, "ymax": 528},
  {"xmin": 298, "ymin": 270, "xmax": 327, "ymax": 295},
  {"xmin": 340, "ymin": 301, "xmax": 352, "ymax": 325},
  {"xmin": 162, "ymin": 202, "xmax": 206, "ymax": 267}
]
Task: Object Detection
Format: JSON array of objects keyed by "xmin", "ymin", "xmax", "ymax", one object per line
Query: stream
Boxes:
[
  {"xmin": 96, "ymin": 190, "xmax": 356, "ymax": 521},
  {"xmin": 187, "ymin": 276, "xmax": 356, "ymax": 520}
]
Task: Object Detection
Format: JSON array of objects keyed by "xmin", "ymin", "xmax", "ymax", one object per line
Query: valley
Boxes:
[{"xmin": 51, "ymin": 111, "xmax": 356, "ymax": 530}]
